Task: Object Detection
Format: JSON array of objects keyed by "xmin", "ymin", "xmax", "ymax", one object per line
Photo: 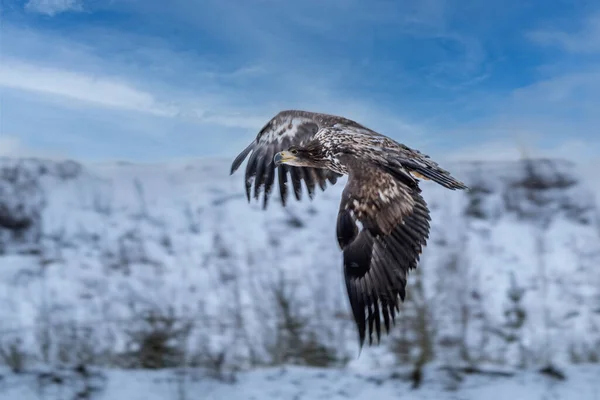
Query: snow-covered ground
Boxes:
[
  {"xmin": 1, "ymin": 364, "xmax": 598, "ymax": 400},
  {"xmin": 0, "ymin": 156, "xmax": 599, "ymax": 398}
]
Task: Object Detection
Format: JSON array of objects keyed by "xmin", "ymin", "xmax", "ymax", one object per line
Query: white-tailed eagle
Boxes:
[{"xmin": 230, "ymin": 110, "xmax": 468, "ymax": 348}]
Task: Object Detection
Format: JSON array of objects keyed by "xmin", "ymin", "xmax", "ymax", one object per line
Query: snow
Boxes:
[
  {"xmin": 0, "ymin": 365, "xmax": 599, "ymax": 400},
  {"xmin": 0, "ymin": 156, "xmax": 599, "ymax": 398}
]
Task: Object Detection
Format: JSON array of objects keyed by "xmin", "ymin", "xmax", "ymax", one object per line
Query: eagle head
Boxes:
[{"xmin": 274, "ymin": 144, "xmax": 327, "ymax": 168}]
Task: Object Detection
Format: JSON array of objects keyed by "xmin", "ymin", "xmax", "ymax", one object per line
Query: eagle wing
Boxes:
[
  {"xmin": 230, "ymin": 111, "xmax": 341, "ymax": 208},
  {"xmin": 336, "ymin": 159, "xmax": 431, "ymax": 347}
]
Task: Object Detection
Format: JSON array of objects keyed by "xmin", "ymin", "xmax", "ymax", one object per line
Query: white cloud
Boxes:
[
  {"xmin": 0, "ymin": 22, "xmax": 430, "ymax": 160},
  {"xmin": 528, "ymin": 13, "xmax": 600, "ymax": 54},
  {"xmin": 430, "ymin": 59, "xmax": 600, "ymax": 167},
  {"xmin": 446, "ymin": 66, "xmax": 600, "ymax": 140},
  {"xmin": 507, "ymin": 71, "xmax": 600, "ymax": 120},
  {"xmin": 0, "ymin": 60, "xmax": 178, "ymax": 117},
  {"xmin": 25, "ymin": 0, "xmax": 83, "ymax": 16},
  {"xmin": 0, "ymin": 135, "xmax": 66, "ymax": 158}
]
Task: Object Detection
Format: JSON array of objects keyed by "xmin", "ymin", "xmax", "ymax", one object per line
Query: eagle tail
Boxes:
[
  {"xmin": 390, "ymin": 145, "xmax": 469, "ymax": 190},
  {"xmin": 400, "ymin": 158, "xmax": 469, "ymax": 190},
  {"xmin": 407, "ymin": 164, "xmax": 468, "ymax": 190}
]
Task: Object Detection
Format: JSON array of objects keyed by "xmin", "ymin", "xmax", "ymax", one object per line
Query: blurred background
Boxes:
[{"xmin": 1, "ymin": 0, "xmax": 600, "ymax": 399}]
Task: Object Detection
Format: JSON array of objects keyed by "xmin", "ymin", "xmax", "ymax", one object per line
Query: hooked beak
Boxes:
[{"xmin": 274, "ymin": 151, "xmax": 295, "ymax": 166}]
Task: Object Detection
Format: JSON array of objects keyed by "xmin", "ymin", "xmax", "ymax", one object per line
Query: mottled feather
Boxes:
[
  {"xmin": 230, "ymin": 111, "xmax": 343, "ymax": 208},
  {"xmin": 230, "ymin": 110, "xmax": 467, "ymax": 348},
  {"xmin": 336, "ymin": 158, "xmax": 431, "ymax": 346}
]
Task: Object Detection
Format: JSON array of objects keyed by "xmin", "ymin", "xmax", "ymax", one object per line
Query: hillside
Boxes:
[{"xmin": 0, "ymin": 156, "xmax": 599, "ymax": 396}]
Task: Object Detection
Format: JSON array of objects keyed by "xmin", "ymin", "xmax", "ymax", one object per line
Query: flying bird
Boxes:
[{"xmin": 230, "ymin": 110, "xmax": 468, "ymax": 348}]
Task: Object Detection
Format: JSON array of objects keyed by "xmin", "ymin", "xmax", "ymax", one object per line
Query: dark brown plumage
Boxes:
[{"xmin": 230, "ymin": 110, "xmax": 468, "ymax": 348}]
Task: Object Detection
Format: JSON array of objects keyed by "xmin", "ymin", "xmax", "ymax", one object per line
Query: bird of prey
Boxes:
[{"xmin": 230, "ymin": 110, "xmax": 468, "ymax": 347}]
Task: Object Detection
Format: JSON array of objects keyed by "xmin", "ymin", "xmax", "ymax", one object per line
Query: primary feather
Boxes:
[
  {"xmin": 230, "ymin": 110, "xmax": 468, "ymax": 348},
  {"xmin": 230, "ymin": 111, "xmax": 342, "ymax": 208}
]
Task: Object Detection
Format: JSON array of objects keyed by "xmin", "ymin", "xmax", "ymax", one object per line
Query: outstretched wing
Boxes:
[
  {"xmin": 336, "ymin": 159, "xmax": 431, "ymax": 347},
  {"xmin": 230, "ymin": 110, "xmax": 341, "ymax": 208}
]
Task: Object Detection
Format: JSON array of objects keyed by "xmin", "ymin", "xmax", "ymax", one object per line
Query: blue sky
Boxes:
[{"xmin": 1, "ymin": 0, "xmax": 599, "ymax": 163}]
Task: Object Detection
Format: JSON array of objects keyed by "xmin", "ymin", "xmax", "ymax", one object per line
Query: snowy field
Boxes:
[
  {"xmin": 0, "ymin": 156, "xmax": 599, "ymax": 398},
  {"xmin": 0, "ymin": 364, "xmax": 599, "ymax": 400}
]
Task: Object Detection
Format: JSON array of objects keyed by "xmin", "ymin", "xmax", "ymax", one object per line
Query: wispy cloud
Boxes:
[
  {"xmin": 437, "ymin": 65, "xmax": 600, "ymax": 166},
  {"xmin": 2, "ymin": 0, "xmax": 597, "ymax": 164},
  {"xmin": 0, "ymin": 59, "xmax": 177, "ymax": 117},
  {"xmin": 25, "ymin": 0, "xmax": 82, "ymax": 16},
  {"xmin": 0, "ymin": 19, "xmax": 428, "ymax": 161},
  {"xmin": 440, "ymin": 4, "xmax": 600, "ymax": 163},
  {"xmin": 528, "ymin": 13, "xmax": 600, "ymax": 54}
]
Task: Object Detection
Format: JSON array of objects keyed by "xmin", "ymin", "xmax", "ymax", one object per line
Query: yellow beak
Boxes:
[{"xmin": 274, "ymin": 151, "xmax": 296, "ymax": 166}]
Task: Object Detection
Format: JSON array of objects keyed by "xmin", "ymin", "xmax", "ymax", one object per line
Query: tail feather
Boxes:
[{"xmin": 409, "ymin": 165, "xmax": 468, "ymax": 190}]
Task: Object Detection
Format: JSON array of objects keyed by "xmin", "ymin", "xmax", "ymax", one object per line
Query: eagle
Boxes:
[{"xmin": 230, "ymin": 110, "xmax": 468, "ymax": 348}]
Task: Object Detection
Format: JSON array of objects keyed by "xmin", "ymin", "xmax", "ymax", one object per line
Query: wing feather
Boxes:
[
  {"xmin": 253, "ymin": 153, "xmax": 267, "ymax": 200},
  {"xmin": 290, "ymin": 168, "xmax": 304, "ymax": 201},
  {"xmin": 302, "ymin": 167, "xmax": 317, "ymax": 199},
  {"xmin": 244, "ymin": 149, "xmax": 261, "ymax": 201},
  {"xmin": 277, "ymin": 165, "xmax": 290, "ymax": 207},
  {"xmin": 337, "ymin": 160, "xmax": 431, "ymax": 348},
  {"xmin": 262, "ymin": 160, "xmax": 276, "ymax": 208},
  {"xmin": 230, "ymin": 110, "xmax": 341, "ymax": 208},
  {"xmin": 314, "ymin": 168, "xmax": 328, "ymax": 191}
]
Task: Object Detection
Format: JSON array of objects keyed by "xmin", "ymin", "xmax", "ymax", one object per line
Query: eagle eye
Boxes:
[{"xmin": 289, "ymin": 147, "xmax": 298, "ymax": 155}]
